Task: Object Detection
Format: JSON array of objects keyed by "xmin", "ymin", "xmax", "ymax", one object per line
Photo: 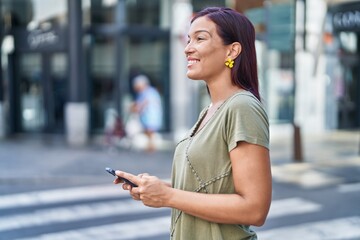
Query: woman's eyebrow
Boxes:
[{"xmin": 188, "ymin": 30, "xmax": 212, "ymax": 37}]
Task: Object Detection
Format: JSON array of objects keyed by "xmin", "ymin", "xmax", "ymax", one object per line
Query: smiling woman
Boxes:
[{"xmin": 114, "ymin": 7, "xmax": 271, "ymax": 240}]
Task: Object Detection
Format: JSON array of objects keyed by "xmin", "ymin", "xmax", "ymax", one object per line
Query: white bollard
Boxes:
[{"xmin": 65, "ymin": 102, "xmax": 89, "ymax": 146}]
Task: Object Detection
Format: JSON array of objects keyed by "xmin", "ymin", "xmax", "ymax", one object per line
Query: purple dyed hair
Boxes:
[{"xmin": 191, "ymin": 7, "xmax": 261, "ymax": 101}]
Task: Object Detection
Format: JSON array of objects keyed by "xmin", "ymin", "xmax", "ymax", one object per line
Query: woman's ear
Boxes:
[{"xmin": 228, "ymin": 42, "xmax": 242, "ymax": 59}]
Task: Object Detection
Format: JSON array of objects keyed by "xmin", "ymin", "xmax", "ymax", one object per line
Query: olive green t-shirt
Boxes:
[{"xmin": 170, "ymin": 91, "xmax": 269, "ymax": 240}]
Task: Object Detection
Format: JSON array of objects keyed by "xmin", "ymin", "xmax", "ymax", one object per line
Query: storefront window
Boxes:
[
  {"xmin": 90, "ymin": 0, "xmax": 117, "ymax": 24},
  {"xmin": 337, "ymin": 32, "xmax": 359, "ymax": 129},
  {"xmin": 89, "ymin": 0, "xmax": 169, "ymax": 28},
  {"xmin": 88, "ymin": 33, "xmax": 170, "ymax": 132},
  {"xmin": 19, "ymin": 53, "xmax": 45, "ymax": 132},
  {"xmin": 88, "ymin": 1, "xmax": 171, "ymax": 132},
  {"xmin": 110, "ymin": 33, "xmax": 169, "ymax": 131},
  {"xmin": 126, "ymin": 0, "xmax": 161, "ymax": 27},
  {"xmin": 50, "ymin": 53, "xmax": 67, "ymax": 131},
  {"xmin": 1, "ymin": 0, "xmax": 67, "ymax": 29},
  {"xmin": 82, "ymin": 0, "xmax": 92, "ymax": 27},
  {"xmin": 192, "ymin": 0, "xmax": 226, "ymax": 12},
  {"xmin": 89, "ymin": 35, "xmax": 116, "ymax": 131}
]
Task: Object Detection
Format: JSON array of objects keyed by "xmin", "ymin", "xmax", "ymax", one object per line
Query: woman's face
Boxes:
[{"xmin": 185, "ymin": 16, "xmax": 229, "ymax": 81}]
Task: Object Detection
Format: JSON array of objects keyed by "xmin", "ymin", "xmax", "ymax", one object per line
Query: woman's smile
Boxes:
[{"xmin": 187, "ymin": 57, "xmax": 200, "ymax": 67}]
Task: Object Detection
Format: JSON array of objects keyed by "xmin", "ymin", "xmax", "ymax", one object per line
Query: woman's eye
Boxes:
[{"xmin": 186, "ymin": 36, "xmax": 205, "ymax": 44}]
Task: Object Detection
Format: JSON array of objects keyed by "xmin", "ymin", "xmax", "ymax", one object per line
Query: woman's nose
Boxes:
[{"xmin": 184, "ymin": 42, "xmax": 193, "ymax": 55}]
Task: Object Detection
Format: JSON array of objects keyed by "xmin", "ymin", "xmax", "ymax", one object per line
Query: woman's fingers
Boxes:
[
  {"xmin": 115, "ymin": 170, "xmax": 141, "ymax": 186},
  {"xmin": 112, "ymin": 171, "xmax": 169, "ymax": 206}
]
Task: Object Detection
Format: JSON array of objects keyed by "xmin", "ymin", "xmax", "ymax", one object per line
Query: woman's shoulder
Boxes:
[{"xmin": 226, "ymin": 90, "xmax": 263, "ymax": 109}]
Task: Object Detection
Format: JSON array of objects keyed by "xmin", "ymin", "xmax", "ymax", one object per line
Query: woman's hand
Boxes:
[{"xmin": 114, "ymin": 171, "xmax": 172, "ymax": 208}]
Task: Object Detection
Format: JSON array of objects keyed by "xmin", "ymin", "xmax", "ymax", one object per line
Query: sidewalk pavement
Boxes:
[
  {"xmin": 269, "ymin": 125, "xmax": 360, "ymax": 189},
  {"xmin": 0, "ymin": 134, "xmax": 175, "ymax": 194},
  {"xmin": 0, "ymin": 126, "xmax": 359, "ymax": 192}
]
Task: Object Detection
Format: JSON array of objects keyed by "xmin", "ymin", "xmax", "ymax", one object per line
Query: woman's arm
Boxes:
[
  {"xmin": 115, "ymin": 142, "xmax": 271, "ymax": 226},
  {"xmin": 166, "ymin": 142, "xmax": 271, "ymax": 226}
]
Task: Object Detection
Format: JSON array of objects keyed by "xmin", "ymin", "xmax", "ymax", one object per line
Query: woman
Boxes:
[{"xmin": 114, "ymin": 7, "xmax": 272, "ymax": 240}]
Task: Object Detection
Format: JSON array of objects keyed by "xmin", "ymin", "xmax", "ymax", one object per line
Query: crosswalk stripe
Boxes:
[
  {"xmin": 257, "ymin": 216, "xmax": 360, "ymax": 240},
  {"xmin": 267, "ymin": 197, "xmax": 322, "ymax": 219},
  {"xmin": 0, "ymin": 184, "xmax": 127, "ymax": 209},
  {"xmin": 0, "ymin": 179, "xmax": 172, "ymax": 210},
  {"xmin": 0, "ymin": 193, "xmax": 322, "ymax": 232},
  {"xmin": 338, "ymin": 182, "xmax": 360, "ymax": 193},
  {"xmin": 0, "ymin": 199, "xmax": 164, "ymax": 232},
  {"xmin": 18, "ymin": 216, "xmax": 171, "ymax": 240}
]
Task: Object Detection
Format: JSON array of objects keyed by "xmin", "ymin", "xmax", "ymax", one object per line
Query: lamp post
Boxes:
[
  {"xmin": 292, "ymin": 0, "xmax": 307, "ymax": 162},
  {"xmin": 0, "ymin": 18, "xmax": 4, "ymax": 138},
  {"xmin": 65, "ymin": 0, "xmax": 89, "ymax": 146}
]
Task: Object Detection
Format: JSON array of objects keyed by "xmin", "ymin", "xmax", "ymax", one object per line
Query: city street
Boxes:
[
  {"xmin": 0, "ymin": 128, "xmax": 359, "ymax": 240},
  {"xmin": 1, "ymin": 0, "xmax": 360, "ymax": 239}
]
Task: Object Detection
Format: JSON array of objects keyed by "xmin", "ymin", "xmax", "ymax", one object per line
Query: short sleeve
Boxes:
[{"xmin": 224, "ymin": 93, "xmax": 269, "ymax": 152}]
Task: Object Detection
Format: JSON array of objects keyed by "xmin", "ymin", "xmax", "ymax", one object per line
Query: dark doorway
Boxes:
[{"xmin": 12, "ymin": 52, "xmax": 67, "ymax": 133}]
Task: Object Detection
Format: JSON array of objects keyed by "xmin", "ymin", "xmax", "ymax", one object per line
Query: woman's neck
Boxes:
[{"xmin": 207, "ymin": 81, "xmax": 242, "ymax": 105}]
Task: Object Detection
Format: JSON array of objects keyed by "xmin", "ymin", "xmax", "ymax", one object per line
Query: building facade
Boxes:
[
  {"xmin": 245, "ymin": 0, "xmax": 360, "ymax": 134},
  {"xmin": 293, "ymin": 0, "xmax": 360, "ymax": 132},
  {"xmin": 1, "ymin": 0, "xmax": 172, "ymax": 143},
  {"xmin": 0, "ymin": 0, "xmax": 358, "ymax": 144},
  {"xmin": 0, "ymin": 0, "xmax": 226, "ymax": 144},
  {"xmin": 326, "ymin": 1, "xmax": 360, "ymax": 129}
]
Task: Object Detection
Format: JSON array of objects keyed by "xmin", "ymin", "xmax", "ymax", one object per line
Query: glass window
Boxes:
[
  {"xmin": 19, "ymin": 53, "xmax": 45, "ymax": 132},
  {"xmin": 192, "ymin": 0, "xmax": 226, "ymax": 12},
  {"xmin": 82, "ymin": 0, "xmax": 92, "ymax": 27},
  {"xmin": 1, "ymin": 0, "xmax": 67, "ymax": 29},
  {"xmin": 90, "ymin": 0, "xmax": 117, "ymax": 24},
  {"xmin": 89, "ymin": 0, "xmax": 169, "ymax": 28},
  {"xmin": 126, "ymin": 0, "xmax": 161, "ymax": 27},
  {"xmin": 89, "ymin": 35, "xmax": 117, "ymax": 131},
  {"xmin": 88, "ymin": 33, "xmax": 170, "ymax": 132},
  {"xmin": 50, "ymin": 53, "xmax": 67, "ymax": 131},
  {"xmin": 122, "ymin": 34, "xmax": 170, "ymax": 130}
]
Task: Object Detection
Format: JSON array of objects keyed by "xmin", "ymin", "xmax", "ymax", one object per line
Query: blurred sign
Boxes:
[
  {"xmin": 246, "ymin": 2, "xmax": 295, "ymax": 52},
  {"xmin": 28, "ymin": 29, "xmax": 59, "ymax": 49},
  {"xmin": 331, "ymin": 2, "xmax": 360, "ymax": 32},
  {"xmin": 13, "ymin": 27, "xmax": 67, "ymax": 52}
]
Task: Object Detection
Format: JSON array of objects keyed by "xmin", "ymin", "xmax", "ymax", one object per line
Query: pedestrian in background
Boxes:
[
  {"xmin": 114, "ymin": 7, "xmax": 271, "ymax": 240},
  {"xmin": 131, "ymin": 74, "xmax": 163, "ymax": 152}
]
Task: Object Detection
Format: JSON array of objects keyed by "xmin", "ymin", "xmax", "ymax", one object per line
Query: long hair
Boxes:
[{"xmin": 191, "ymin": 7, "xmax": 261, "ymax": 101}]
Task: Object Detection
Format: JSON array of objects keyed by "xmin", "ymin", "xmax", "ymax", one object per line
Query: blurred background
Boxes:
[
  {"xmin": 0, "ymin": 0, "xmax": 359, "ymax": 239},
  {"xmin": 0, "ymin": 0, "xmax": 359, "ymax": 144}
]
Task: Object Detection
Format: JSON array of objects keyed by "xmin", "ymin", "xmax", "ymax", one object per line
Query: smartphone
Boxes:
[{"xmin": 105, "ymin": 167, "xmax": 138, "ymax": 187}]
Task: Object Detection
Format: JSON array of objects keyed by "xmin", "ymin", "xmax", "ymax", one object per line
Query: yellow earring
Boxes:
[{"xmin": 225, "ymin": 58, "xmax": 234, "ymax": 69}]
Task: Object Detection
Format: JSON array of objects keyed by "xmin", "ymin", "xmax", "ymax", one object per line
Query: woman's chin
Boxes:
[{"xmin": 186, "ymin": 73, "xmax": 202, "ymax": 80}]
